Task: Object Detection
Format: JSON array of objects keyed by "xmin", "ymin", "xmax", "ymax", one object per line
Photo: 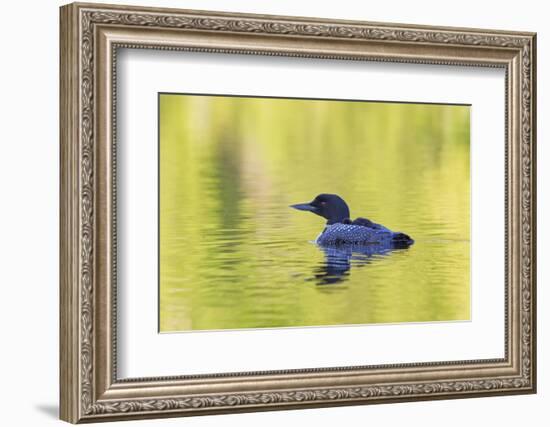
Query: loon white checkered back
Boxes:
[{"xmin": 317, "ymin": 223, "xmax": 391, "ymax": 245}]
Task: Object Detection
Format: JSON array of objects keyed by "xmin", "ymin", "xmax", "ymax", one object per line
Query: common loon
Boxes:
[{"xmin": 290, "ymin": 194, "xmax": 414, "ymax": 247}]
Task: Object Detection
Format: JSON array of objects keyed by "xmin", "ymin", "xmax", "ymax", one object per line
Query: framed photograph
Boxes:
[{"xmin": 60, "ymin": 2, "xmax": 537, "ymax": 423}]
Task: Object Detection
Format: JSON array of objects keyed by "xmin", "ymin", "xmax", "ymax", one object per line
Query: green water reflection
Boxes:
[{"xmin": 159, "ymin": 94, "xmax": 470, "ymax": 332}]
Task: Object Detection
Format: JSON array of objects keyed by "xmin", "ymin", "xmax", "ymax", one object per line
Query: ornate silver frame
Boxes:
[{"xmin": 60, "ymin": 2, "xmax": 536, "ymax": 423}]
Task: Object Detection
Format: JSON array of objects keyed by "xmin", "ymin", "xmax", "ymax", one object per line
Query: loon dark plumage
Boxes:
[{"xmin": 290, "ymin": 194, "xmax": 414, "ymax": 248}]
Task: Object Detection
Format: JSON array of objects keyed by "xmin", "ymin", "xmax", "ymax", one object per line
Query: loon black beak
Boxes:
[{"xmin": 290, "ymin": 202, "xmax": 319, "ymax": 214}]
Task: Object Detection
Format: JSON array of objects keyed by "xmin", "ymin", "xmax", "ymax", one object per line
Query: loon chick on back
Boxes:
[{"xmin": 290, "ymin": 194, "xmax": 414, "ymax": 247}]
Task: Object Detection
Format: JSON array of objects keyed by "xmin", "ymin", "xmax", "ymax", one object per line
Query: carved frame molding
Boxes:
[{"xmin": 60, "ymin": 2, "xmax": 536, "ymax": 423}]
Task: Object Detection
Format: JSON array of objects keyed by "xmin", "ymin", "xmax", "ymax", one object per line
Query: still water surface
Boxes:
[{"xmin": 159, "ymin": 94, "xmax": 470, "ymax": 332}]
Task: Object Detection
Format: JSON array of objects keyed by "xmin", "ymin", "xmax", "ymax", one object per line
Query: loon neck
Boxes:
[{"xmin": 326, "ymin": 217, "xmax": 350, "ymax": 225}]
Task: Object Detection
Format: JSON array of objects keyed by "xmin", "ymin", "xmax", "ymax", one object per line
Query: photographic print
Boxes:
[{"xmin": 159, "ymin": 94, "xmax": 470, "ymax": 332}]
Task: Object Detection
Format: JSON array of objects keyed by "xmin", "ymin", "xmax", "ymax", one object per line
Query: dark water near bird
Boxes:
[{"xmin": 159, "ymin": 94, "xmax": 470, "ymax": 332}]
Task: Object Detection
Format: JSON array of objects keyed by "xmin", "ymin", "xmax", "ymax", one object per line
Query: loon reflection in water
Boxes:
[
  {"xmin": 291, "ymin": 194, "xmax": 414, "ymax": 285},
  {"xmin": 313, "ymin": 244, "xmax": 403, "ymax": 285}
]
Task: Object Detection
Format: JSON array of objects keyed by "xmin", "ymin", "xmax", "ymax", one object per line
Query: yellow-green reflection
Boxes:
[{"xmin": 159, "ymin": 94, "xmax": 470, "ymax": 332}]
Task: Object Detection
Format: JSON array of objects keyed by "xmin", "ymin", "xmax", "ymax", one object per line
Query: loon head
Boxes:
[{"xmin": 290, "ymin": 194, "xmax": 350, "ymax": 225}]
